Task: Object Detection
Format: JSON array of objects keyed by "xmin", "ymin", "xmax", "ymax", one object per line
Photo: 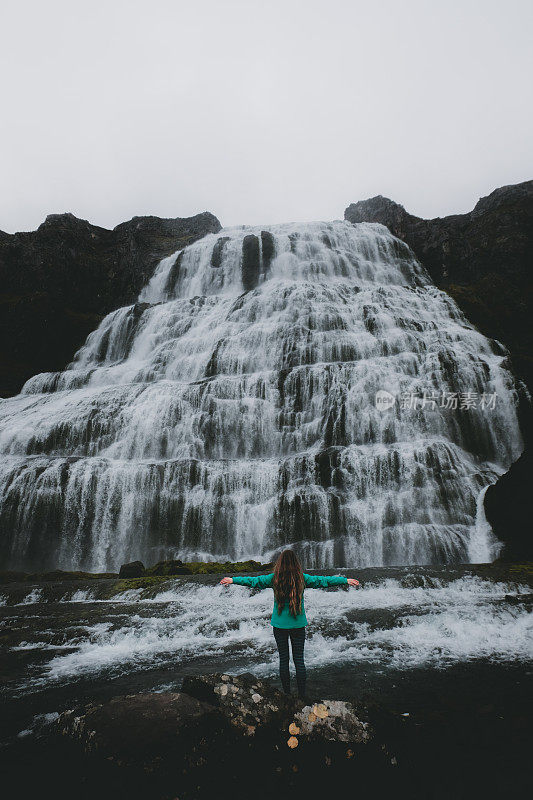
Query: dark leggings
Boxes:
[{"xmin": 273, "ymin": 626, "xmax": 306, "ymax": 698}]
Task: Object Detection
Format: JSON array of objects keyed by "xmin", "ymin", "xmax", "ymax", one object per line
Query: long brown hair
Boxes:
[{"xmin": 273, "ymin": 549, "xmax": 305, "ymax": 617}]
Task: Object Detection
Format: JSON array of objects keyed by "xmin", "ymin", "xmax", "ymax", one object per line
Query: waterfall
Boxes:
[{"xmin": 0, "ymin": 221, "xmax": 523, "ymax": 571}]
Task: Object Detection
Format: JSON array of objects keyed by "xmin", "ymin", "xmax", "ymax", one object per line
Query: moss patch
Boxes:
[{"xmin": 101, "ymin": 576, "xmax": 174, "ymax": 598}]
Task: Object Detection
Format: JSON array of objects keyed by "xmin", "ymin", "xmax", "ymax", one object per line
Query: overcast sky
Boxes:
[{"xmin": 1, "ymin": 0, "xmax": 532, "ymax": 233}]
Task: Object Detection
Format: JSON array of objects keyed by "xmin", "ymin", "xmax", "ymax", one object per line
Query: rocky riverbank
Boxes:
[
  {"xmin": 0, "ymin": 672, "xmax": 410, "ymax": 800},
  {"xmin": 2, "ymin": 664, "xmax": 531, "ymax": 800},
  {"xmin": 51, "ymin": 672, "xmax": 399, "ymax": 798},
  {"xmin": 1, "ymin": 563, "xmax": 531, "ymax": 799}
]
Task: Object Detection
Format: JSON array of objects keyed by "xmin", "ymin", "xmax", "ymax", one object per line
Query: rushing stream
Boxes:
[
  {"xmin": 1, "ymin": 567, "xmax": 532, "ymax": 743},
  {"xmin": 0, "ymin": 221, "xmax": 524, "ymax": 571}
]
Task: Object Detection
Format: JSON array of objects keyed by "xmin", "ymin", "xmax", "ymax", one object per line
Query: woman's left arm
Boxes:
[{"xmin": 303, "ymin": 574, "xmax": 359, "ymax": 588}]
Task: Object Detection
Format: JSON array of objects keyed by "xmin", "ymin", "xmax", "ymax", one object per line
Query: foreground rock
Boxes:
[{"xmin": 54, "ymin": 674, "xmax": 400, "ymax": 798}]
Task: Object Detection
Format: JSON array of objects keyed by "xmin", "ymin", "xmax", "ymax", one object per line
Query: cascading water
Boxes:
[{"xmin": 0, "ymin": 221, "xmax": 523, "ymax": 571}]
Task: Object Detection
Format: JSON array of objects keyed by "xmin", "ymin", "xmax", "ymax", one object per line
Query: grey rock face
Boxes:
[{"xmin": 345, "ymin": 181, "xmax": 533, "ymax": 288}]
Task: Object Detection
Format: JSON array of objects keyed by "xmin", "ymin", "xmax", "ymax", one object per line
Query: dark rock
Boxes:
[
  {"xmin": 182, "ymin": 673, "xmax": 375, "ymax": 748},
  {"xmin": 0, "ymin": 211, "xmax": 221, "ymax": 396},
  {"xmin": 260, "ymin": 230, "xmax": 275, "ymax": 273},
  {"xmin": 118, "ymin": 560, "xmax": 146, "ymax": 578},
  {"xmin": 0, "ymin": 570, "xmax": 28, "ymax": 584},
  {"xmin": 146, "ymin": 559, "xmax": 192, "ymax": 576},
  {"xmin": 314, "ymin": 447, "xmax": 342, "ymax": 489},
  {"xmin": 210, "ymin": 236, "xmax": 230, "ymax": 268},
  {"xmin": 241, "ymin": 234, "xmax": 261, "ymax": 290},
  {"xmin": 0, "ymin": 568, "xmax": 118, "ymax": 584},
  {"xmin": 484, "ymin": 450, "xmax": 533, "ymax": 560},
  {"xmin": 163, "ymin": 250, "xmax": 184, "ymax": 297},
  {"xmin": 288, "ymin": 232, "xmax": 299, "ymax": 253},
  {"xmin": 294, "ymin": 699, "xmax": 373, "ymax": 744},
  {"xmin": 503, "ymin": 592, "xmax": 533, "ymax": 605}
]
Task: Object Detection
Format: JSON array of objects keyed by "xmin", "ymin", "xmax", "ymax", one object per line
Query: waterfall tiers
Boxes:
[{"xmin": 0, "ymin": 221, "xmax": 523, "ymax": 571}]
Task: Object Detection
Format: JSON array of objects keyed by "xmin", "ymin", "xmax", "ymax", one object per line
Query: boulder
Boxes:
[
  {"xmin": 294, "ymin": 699, "xmax": 372, "ymax": 743},
  {"xmin": 118, "ymin": 561, "xmax": 146, "ymax": 578}
]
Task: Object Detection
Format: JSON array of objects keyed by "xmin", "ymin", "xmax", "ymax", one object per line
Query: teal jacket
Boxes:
[{"xmin": 231, "ymin": 572, "xmax": 348, "ymax": 629}]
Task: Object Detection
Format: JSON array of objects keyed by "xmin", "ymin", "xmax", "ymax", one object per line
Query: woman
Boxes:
[{"xmin": 220, "ymin": 550, "xmax": 359, "ymax": 699}]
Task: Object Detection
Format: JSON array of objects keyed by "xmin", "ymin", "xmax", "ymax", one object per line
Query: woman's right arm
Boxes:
[{"xmin": 220, "ymin": 573, "xmax": 274, "ymax": 588}]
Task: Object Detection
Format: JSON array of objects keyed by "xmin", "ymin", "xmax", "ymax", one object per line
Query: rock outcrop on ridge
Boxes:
[
  {"xmin": 345, "ymin": 181, "xmax": 533, "ymax": 393},
  {"xmin": 0, "ymin": 211, "xmax": 221, "ymax": 396}
]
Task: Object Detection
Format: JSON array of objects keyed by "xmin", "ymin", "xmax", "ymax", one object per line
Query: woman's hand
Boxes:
[
  {"xmin": 347, "ymin": 578, "xmax": 360, "ymax": 587},
  {"xmin": 220, "ymin": 577, "xmax": 233, "ymax": 585}
]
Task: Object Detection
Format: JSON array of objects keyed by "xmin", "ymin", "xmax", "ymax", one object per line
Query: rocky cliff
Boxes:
[
  {"xmin": 0, "ymin": 211, "xmax": 221, "ymax": 396},
  {"xmin": 345, "ymin": 181, "xmax": 533, "ymax": 393},
  {"xmin": 345, "ymin": 181, "xmax": 533, "ymax": 558}
]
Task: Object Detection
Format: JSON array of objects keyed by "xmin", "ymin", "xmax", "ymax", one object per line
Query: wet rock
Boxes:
[
  {"xmin": 210, "ymin": 236, "xmax": 230, "ymax": 268},
  {"xmin": 53, "ymin": 674, "xmax": 401, "ymax": 798},
  {"xmin": 118, "ymin": 560, "xmax": 146, "ymax": 578},
  {"xmin": 503, "ymin": 592, "xmax": 533, "ymax": 605},
  {"xmin": 260, "ymin": 230, "xmax": 275, "ymax": 273},
  {"xmin": 241, "ymin": 234, "xmax": 261, "ymax": 291},
  {"xmin": 163, "ymin": 250, "xmax": 184, "ymax": 296}
]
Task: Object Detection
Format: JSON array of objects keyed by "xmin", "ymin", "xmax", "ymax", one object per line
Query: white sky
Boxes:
[{"xmin": 1, "ymin": 0, "xmax": 532, "ymax": 233}]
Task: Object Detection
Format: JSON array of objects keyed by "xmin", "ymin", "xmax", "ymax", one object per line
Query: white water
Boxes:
[
  {"xmin": 6, "ymin": 576, "xmax": 532, "ymax": 690},
  {"xmin": 0, "ymin": 221, "xmax": 523, "ymax": 570}
]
